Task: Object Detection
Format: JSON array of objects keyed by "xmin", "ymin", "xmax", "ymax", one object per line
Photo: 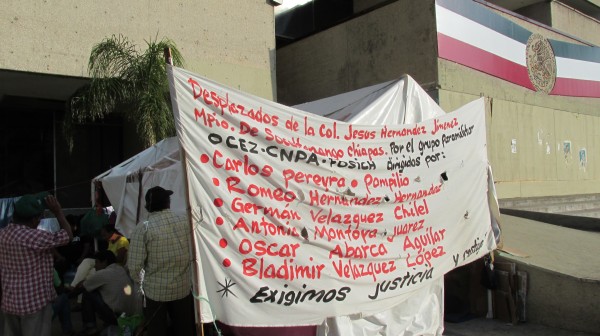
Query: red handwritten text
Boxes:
[
  {"xmin": 242, "ymin": 257, "xmax": 325, "ymax": 281},
  {"xmin": 231, "ymin": 199, "xmax": 301, "ymax": 221},
  {"xmin": 283, "ymin": 168, "xmax": 345, "ymax": 191},
  {"xmin": 233, "ymin": 217, "xmax": 299, "ymax": 237},
  {"xmin": 212, "ymin": 150, "xmax": 273, "ymax": 177},
  {"xmin": 309, "ymin": 208, "xmax": 383, "ymax": 229},
  {"xmin": 364, "ymin": 172, "xmax": 409, "ymax": 194},
  {"xmin": 332, "ymin": 259, "xmax": 396, "ymax": 282},
  {"xmin": 329, "ymin": 242, "xmax": 388, "ymax": 259},
  {"xmin": 393, "ymin": 199, "xmax": 429, "ymax": 219},
  {"xmin": 403, "ymin": 226, "xmax": 446, "ymax": 253},
  {"xmin": 309, "ymin": 190, "xmax": 382, "ymax": 207},
  {"xmin": 314, "ymin": 225, "xmax": 377, "ymax": 244}
]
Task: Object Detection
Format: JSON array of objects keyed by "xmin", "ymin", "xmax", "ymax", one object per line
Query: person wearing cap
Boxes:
[
  {"xmin": 128, "ymin": 186, "xmax": 195, "ymax": 336},
  {"xmin": 0, "ymin": 194, "xmax": 73, "ymax": 336}
]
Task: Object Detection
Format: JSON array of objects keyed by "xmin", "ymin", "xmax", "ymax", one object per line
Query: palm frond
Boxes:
[
  {"xmin": 132, "ymin": 91, "xmax": 175, "ymax": 147},
  {"xmin": 71, "ymin": 77, "xmax": 132, "ymax": 121},
  {"xmin": 65, "ymin": 34, "xmax": 185, "ymax": 150},
  {"xmin": 89, "ymin": 35, "xmax": 138, "ymax": 79}
]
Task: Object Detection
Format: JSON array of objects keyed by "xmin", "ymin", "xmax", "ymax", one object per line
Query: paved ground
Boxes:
[
  {"xmin": 443, "ymin": 317, "xmax": 599, "ymax": 336},
  {"xmin": 52, "ymin": 315, "xmax": 600, "ymax": 336},
  {"xmin": 442, "ymin": 213, "xmax": 599, "ymax": 336},
  {"xmin": 497, "ymin": 214, "xmax": 600, "ymax": 280}
]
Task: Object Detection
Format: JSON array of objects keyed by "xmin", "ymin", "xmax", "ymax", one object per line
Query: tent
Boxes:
[
  {"xmin": 95, "ymin": 74, "xmax": 500, "ymax": 335},
  {"xmin": 93, "ymin": 136, "xmax": 187, "ymax": 238}
]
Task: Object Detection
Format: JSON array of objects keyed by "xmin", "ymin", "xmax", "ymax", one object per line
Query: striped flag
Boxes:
[{"xmin": 436, "ymin": 0, "xmax": 600, "ymax": 98}]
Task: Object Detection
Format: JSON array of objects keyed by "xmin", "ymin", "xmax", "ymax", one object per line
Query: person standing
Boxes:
[
  {"xmin": 0, "ymin": 194, "xmax": 73, "ymax": 336},
  {"xmin": 128, "ymin": 186, "xmax": 195, "ymax": 336}
]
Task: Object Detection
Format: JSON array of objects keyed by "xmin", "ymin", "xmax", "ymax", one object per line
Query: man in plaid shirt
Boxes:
[
  {"xmin": 0, "ymin": 194, "xmax": 73, "ymax": 336},
  {"xmin": 128, "ymin": 186, "xmax": 194, "ymax": 336}
]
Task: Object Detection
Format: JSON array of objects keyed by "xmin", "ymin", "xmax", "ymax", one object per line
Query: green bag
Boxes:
[{"xmin": 118, "ymin": 314, "xmax": 143, "ymax": 336}]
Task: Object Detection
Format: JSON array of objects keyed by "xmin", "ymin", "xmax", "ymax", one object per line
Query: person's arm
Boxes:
[
  {"xmin": 76, "ymin": 240, "xmax": 93, "ymax": 265},
  {"xmin": 52, "ymin": 248, "xmax": 67, "ymax": 267},
  {"xmin": 127, "ymin": 225, "xmax": 146, "ymax": 283},
  {"xmin": 82, "ymin": 268, "xmax": 106, "ymax": 292},
  {"xmin": 116, "ymin": 247, "xmax": 128, "ymax": 265},
  {"xmin": 115, "ymin": 236, "xmax": 129, "ymax": 265},
  {"xmin": 45, "ymin": 195, "xmax": 73, "ymax": 241},
  {"xmin": 69, "ymin": 258, "xmax": 96, "ymax": 288}
]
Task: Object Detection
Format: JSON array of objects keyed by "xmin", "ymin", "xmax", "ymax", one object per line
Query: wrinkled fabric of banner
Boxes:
[{"xmin": 168, "ymin": 65, "xmax": 496, "ymax": 327}]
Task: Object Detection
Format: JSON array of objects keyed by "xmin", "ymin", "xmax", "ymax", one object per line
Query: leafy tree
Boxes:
[{"xmin": 65, "ymin": 34, "xmax": 184, "ymax": 149}]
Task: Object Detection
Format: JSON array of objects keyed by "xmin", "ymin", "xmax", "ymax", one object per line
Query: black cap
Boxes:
[{"xmin": 145, "ymin": 186, "xmax": 173, "ymax": 212}]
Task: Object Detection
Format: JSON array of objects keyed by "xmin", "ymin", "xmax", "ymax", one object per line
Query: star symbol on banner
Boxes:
[{"xmin": 217, "ymin": 277, "xmax": 238, "ymax": 298}]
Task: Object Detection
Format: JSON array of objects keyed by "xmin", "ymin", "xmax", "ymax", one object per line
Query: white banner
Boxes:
[{"xmin": 168, "ymin": 65, "xmax": 495, "ymax": 327}]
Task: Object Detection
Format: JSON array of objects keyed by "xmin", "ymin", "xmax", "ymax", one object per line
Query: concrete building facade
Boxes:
[
  {"xmin": 0, "ymin": 0, "xmax": 277, "ymax": 206},
  {"xmin": 276, "ymin": 0, "xmax": 600, "ymax": 200}
]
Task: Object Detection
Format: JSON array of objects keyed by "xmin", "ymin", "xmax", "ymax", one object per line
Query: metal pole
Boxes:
[
  {"xmin": 53, "ymin": 110, "xmax": 57, "ymax": 196},
  {"xmin": 135, "ymin": 170, "xmax": 143, "ymax": 223},
  {"xmin": 164, "ymin": 47, "xmax": 204, "ymax": 336},
  {"xmin": 164, "ymin": 47, "xmax": 172, "ymax": 66}
]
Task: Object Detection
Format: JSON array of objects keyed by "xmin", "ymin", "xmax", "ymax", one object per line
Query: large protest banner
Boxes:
[{"xmin": 168, "ymin": 65, "xmax": 496, "ymax": 327}]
